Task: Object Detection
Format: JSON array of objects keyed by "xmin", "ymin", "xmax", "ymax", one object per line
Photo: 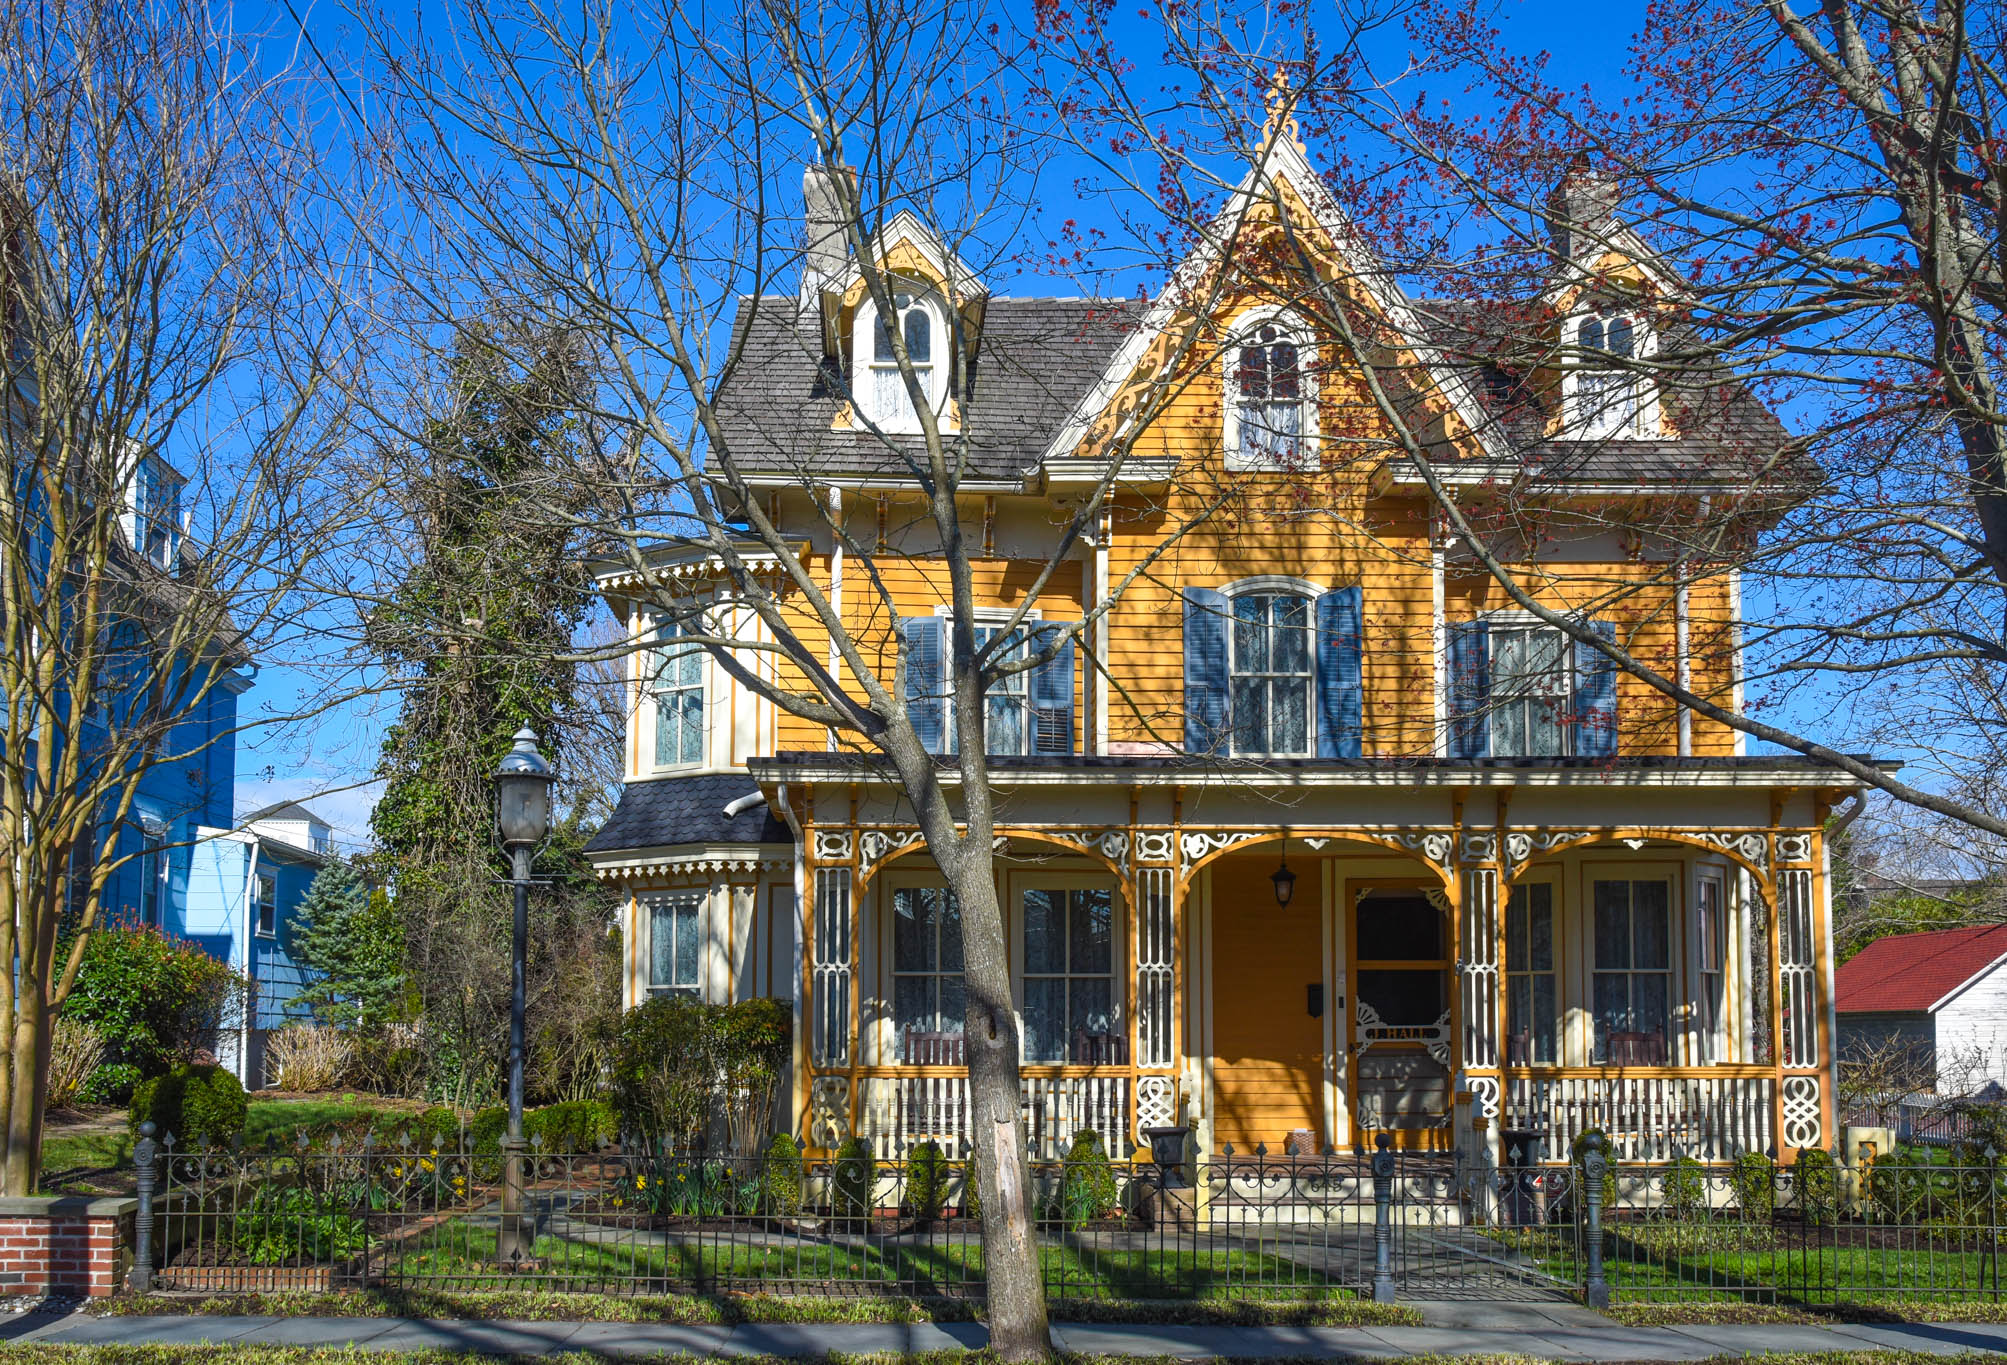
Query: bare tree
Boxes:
[
  {"xmin": 0, "ymin": 0, "xmax": 358, "ymax": 1193},
  {"xmin": 316, "ymin": 0, "xmax": 1370, "ymax": 1350}
]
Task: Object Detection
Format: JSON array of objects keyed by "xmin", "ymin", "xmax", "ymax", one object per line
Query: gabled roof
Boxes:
[{"xmin": 1835, "ymin": 924, "xmax": 2007, "ymax": 1015}]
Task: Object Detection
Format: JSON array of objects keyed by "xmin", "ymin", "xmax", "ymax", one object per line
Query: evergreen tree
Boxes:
[{"xmin": 291, "ymin": 860, "xmax": 404, "ymax": 1029}]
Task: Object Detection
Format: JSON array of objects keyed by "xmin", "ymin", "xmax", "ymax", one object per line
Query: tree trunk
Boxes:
[
  {"xmin": 949, "ymin": 855, "xmax": 1051, "ymax": 1360},
  {"xmin": 4, "ymin": 985, "xmax": 46, "ymax": 1196}
]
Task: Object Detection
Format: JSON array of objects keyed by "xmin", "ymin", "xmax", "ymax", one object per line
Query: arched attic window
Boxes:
[
  {"xmin": 1225, "ymin": 312, "xmax": 1315, "ymax": 467},
  {"xmin": 1566, "ymin": 308, "xmax": 1658, "ymax": 440},
  {"xmin": 854, "ymin": 289, "xmax": 951, "ymax": 433}
]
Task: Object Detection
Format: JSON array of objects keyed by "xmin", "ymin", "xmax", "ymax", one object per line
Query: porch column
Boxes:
[
  {"xmin": 1456, "ymin": 832, "xmax": 1503, "ymax": 1170},
  {"xmin": 1775, "ymin": 828, "xmax": 1828, "ymax": 1155},
  {"xmin": 803, "ymin": 824, "xmax": 857, "ymax": 1152},
  {"xmin": 1131, "ymin": 846, "xmax": 1179, "ymax": 1144}
]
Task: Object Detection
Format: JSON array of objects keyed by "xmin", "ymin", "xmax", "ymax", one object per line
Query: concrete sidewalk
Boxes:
[{"xmin": 8, "ymin": 1304, "xmax": 2007, "ymax": 1359}]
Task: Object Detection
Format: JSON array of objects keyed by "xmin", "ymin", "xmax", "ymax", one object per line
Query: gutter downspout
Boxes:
[{"xmin": 241, "ymin": 832, "xmax": 261, "ymax": 1090}]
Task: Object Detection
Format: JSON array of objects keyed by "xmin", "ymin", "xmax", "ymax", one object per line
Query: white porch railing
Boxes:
[
  {"xmin": 857, "ymin": 1074, "xmax": 1132, "ymax": 1160},
  {"xmin": 1502, "ymin": 1071, "xmax": 1776, "ymax": 1162}
]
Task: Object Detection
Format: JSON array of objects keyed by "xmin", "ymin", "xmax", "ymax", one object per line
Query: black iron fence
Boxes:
[{"xmin": 121, "ymin": 1123, "xmax": 2007, "ymax": 1309}]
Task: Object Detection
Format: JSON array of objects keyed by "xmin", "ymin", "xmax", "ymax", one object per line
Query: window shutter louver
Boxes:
[
  {"xmin": 900, "ymin": 616, "xmax": 945, "ymax": 754},
  {"xmin": 1447, "ymin": 620, "xmax": 1490, "ymax": 760},
  {"xmin": 1573, "ymin": 620, "xmax": 1619, "ymax": 758},
  {"xmin": 1182, "ymin": 588, "xmax": 1230, "ymax": 755},
  {"xmin": 1029, "ymin": 623, "xmax": 1078, "ymax": 755},
  {"xmin": 1314, "ymin": 587, "xmax": 1363, "ymax": 758}
]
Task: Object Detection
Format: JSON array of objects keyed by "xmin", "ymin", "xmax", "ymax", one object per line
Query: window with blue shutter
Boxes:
[
  {"xmin": 1446, "ymin": 621, "xmax": 1490, "ymax": 759},
  {"xmin": 1572, "ymin": 620, "xmax": 1619, "ymax": 758},
  {"xmin": 1182, "ymin": 588, "xmax": 1230, "ymax": 755},
  {"xmin": 1314, "ymin": 587, "xmax": 1363, "ymax": 758},
  {"xmin": 1028, "ymin": 623, "xmax": 1077, "ymax": 755},
  {"xmin": 899, "ymin": 616, "xmax": 945, "ymax": 754}
]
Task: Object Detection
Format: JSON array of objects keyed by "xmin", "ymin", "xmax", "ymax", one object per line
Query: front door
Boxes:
[
  {"xmin": 1210, "ymin": 855, "xmax": 1324, "ymax": 1153},
  {"xmin": 1349, "ymin": 884, "xmax": 1453, "ymax": 1150}
]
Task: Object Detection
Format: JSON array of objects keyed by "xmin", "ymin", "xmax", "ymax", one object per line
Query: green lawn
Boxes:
[
  {"xmin": 39, "ymin": 1097, "xmax": 416, "ymax": 1194},
  {"xmin": 380, "ymin": 1218, "xmax": 1348, "ymax": 1302},
  {"xmin": 1495, "ymin": 1217, "xmax": 2007, "ymax": 1305}
]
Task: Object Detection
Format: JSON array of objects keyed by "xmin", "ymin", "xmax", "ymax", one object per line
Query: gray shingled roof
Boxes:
[
  {"xmin": 707, "ymin": 291, "xmax": 1806, "ymax": 491},
  {"xmin": 712, "ymin": 296, "xmax": 1145, "ymax": 481},
  {"xmin": 1412, "ymin": 300, "xmax": 1813, "ymax": 489},
  {"xmin": 585, "ymin": 773, "xmax": 789, "ymax": 853}
]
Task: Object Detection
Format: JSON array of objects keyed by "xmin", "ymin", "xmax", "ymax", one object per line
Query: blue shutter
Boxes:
[
  {"xmin": 1447, "ymin": 621, "xmax": 1490, "ymax": 760},
  {"xmin": 900, "ymin": 616, "xmax": 945, "ymax": 754},
  {"xmin": 1029, "ymin": 623, "xmax": 1077, "ymax": 755},
  {"xmin": 1573, "ymin": 620, "xmax": 1619, "ymax": 758},
  {"xmin": 1315, "ymin": 587, "xmax": 1363, "ymax": 758},
  {"xmin": 1182, "ymin": 588, "xmax": 1230, "ymax": 755}
]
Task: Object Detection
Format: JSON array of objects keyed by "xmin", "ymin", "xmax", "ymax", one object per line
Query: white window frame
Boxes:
[
  {"xmin": 1010, "ymin": 869, "xmax": 1124, "ymax": 1067},
  {"xmin": 929, "ymin": 604, "xmax": 1043, "ymax": 756},
  {"xmin": 1225, "ymin": 585, "xmax": 1316, "ymax": 758},
  {"xmin": 254, "ymin": 872, "xmax": 278, "ymax": 939},
  {"xmin": 1586, "ymin": 868, "xmax": 1679, "ymax": 1064},
  {"xmin": 644, "ymin": 890, "xmax": 705, "ymax": 999},
  {"xmin": 853, "ymin": 288, "xmax": 952, "ymax": 434},
  {"xmin": 1222, "ymin": 306, "xmax": 1318, "ymax": 469},
  {"xmin": 1560, "ymin": 307, "xmax": 1660, "ymax": 441},
  {"xmin": 649, "ymin": 617, "xmax": 708, "ymax": 772},
  {"xmin": 1482, "ymin": 612, "xmax": 1577, "ymax": 758},
  {"xmin": 1505, "ymin": 875, "xmax": 1561, "ymax": 1067},
  {"xmin": 139, "ymin": 823, "xmax": 168, "ymax": 927},
  {"xmin": 884, "ymin": 877, "xmax": 965, "ymax": 1063},
  {"xmin": 1694, "ymin": 869, "xmax": 1728, "ymax": 1064}
]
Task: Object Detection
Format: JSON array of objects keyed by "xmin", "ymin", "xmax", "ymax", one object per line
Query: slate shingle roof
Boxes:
[
  {"xmin": 584, "ymin": 773, "xmax": 788, "ymax": 853},
  {"xmin": 1835, "ymin": 925, "xmax": 2007, "ymax": 1014},
  {"xmin": 713, "ymin": 296, "xmax": 1146, "ymax": 482},
  {"xmin": 710, "ymin": 292, "xmax": 1807, "ymax": 491}
]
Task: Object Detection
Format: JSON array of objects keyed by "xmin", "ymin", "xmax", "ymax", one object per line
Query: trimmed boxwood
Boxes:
[
  {"xmin": 832, "ymin": 1137, "xmax": 874, "ymax": 1222},
  {"xmin": 1053, "ymin": 1129, "xmax": 1120, "ymax": 1228},
  {"xmin": 904, "ymin": 1141, "xmax": 950, "ymax": 1224},
  {"xmin": 129, "ymin": 1063, "xmax": 247, "ymax": 1149},
  {"xmin": 762, "ymin": 1133, "xmax": 804, "ymax": 1218}
]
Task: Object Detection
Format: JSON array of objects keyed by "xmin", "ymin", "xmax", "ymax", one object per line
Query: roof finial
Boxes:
[{"xmin": 1262, "ymin": 66, "xmax": 1306, "ymax": 157}]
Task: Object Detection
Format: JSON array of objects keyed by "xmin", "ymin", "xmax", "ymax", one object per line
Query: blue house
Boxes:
[
  {"xmin": 85, "ymin": 453, "xmax": 331, "ymax": 1088},
  {"xmin": 183, "ymin": 803, "xmax": 332, "ymax": 1089}
]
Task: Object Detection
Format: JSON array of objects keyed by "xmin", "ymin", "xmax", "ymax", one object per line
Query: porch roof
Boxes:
[{"xmin": 747, "ymin": 752, "xmax": 1878, "ymax": 790}]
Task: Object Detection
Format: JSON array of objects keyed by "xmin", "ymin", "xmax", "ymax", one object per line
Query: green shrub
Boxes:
[
  {"xmin": 1055, "ymin": 1129, "xmax": 1120, "ymax": 1229},
  {"xmin": 372, "ymin": 1106, "xmax": 464, "ymax": 1152},
  {"xmin": 129, "ymin": 1063, "xmax": 247, "ymax": 1149},
  {"xmin": 525, "ymin": 1100, "xmax": 618, "ymax": 1153},
  {"xmin": 962, "ymin": 1160, "xmax": 981, "ymax": 1220},
  {"xmin": 904, "ymin": 1141, "xmax": 950, "ymax": 1224},
  {"xmin": 1731, "ymin": 1150, "xmax": 1776, "ymax": 1219},
  {"xmin": 1869, "ymin": 1149, "xmax": 1930, "ymax": 1224},
  {"xmin": 609, "ymin": 995, "xmax": 793, "ymax": 1153},
  {"xmin": 1663, "ymin": 1155, "xmax": 1707, "ymax": 1222},
  {"xmin": 467, "ymin": 1106, "xmax": 509, "ymax": 1155},
  {"xmin": 230, "ymin": 1182, "xmax": 367, "ymax": 1265},
  {"xmin": 762, "ymin": 1133, "xmax": 804, "ymax": 1218},
  {"xmin": 1568, "ymin": 1127, "xmax": 1612, "ymax": 1214},
  {"xmin": 64, "ymin": 927, "xmax": 249, "ymax": 1080},
  {"xmin": 84, "ymin": 1062, "xmax": 144, "ymax": 1105},
  {"xmin": 1794, "ymin": 1147, "xmax": 1838, "ymax": 1225},
  {"xmin": 833, "ymin": 1138, "xmax": 875, "ymax": 1222}
]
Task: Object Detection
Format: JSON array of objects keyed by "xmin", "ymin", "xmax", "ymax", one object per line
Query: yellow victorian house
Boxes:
[{"xmin": 584, "ymin": 130, "xmax": 1854, "ymax": 1172}]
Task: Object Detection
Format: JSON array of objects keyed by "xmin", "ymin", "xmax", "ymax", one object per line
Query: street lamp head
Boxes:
[{"xmin": 495, "ymin": 726, "xmax": 554, "ymax": 850}]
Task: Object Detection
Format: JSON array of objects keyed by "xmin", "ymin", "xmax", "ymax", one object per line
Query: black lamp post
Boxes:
[{"xmin": 495, "ymin": 726, "xmax": 553, "ymax": 1264}]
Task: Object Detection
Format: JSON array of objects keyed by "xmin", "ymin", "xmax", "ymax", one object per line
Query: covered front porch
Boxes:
[{"xmin": 759, "ymin": 756, "xmax": 1844, "ymax": 1165}]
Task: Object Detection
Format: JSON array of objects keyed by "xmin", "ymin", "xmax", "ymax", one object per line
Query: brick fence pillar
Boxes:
[{"xmin": 0, "ymin": 1197, "xmax": 137, "ymax": 1297}]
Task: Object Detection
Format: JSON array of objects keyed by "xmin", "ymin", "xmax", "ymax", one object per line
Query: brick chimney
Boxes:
[
  {"xmin": 801, "ymin": 158, "xmax": 854, "ymax": 298},
  {"xmin": 1545, "ymin": 151, "xmax": 1622, "ymax": 263}
]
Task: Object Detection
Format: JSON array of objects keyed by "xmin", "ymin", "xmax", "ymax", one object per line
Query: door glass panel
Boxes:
[
  {"xmin": 1356, "ymin": 892, "xmax": 1443, "ymax": 960},
  {"xmin": 1357, "ymin": 970, "xmax": 1445, "ymax": 1025}
]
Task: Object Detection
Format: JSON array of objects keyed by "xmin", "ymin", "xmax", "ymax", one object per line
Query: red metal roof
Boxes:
[{"xmin": 1835, "ymin": 924, "xmax": 2007, "ymax": 1014}]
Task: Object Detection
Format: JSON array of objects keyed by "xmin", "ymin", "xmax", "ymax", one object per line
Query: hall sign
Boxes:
[{"xmin": 1354, "ymin": 1000, "xmax": 1453, "ymax": 1065}]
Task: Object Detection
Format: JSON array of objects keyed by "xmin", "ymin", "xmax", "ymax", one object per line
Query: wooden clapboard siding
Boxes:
[{"xmin": 1208, "ymin": 855, "xmax": 1325, "ymax": 1151}]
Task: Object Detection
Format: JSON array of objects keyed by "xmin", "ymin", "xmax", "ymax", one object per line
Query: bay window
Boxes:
[
  {"xmin": 647, "ymin": 892, "xmax": 703, "ymax": 997},
  {"xmin": 1592, "ymin": 877, "xmax": 1671, "ymax": 1063}
]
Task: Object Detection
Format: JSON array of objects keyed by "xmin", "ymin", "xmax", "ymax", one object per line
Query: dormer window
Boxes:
[
  {"xmin": 1225, "ymin": 312, "xmax": 1315, "ymax": 468},
  {"xmin": 1565, "ymin": 308, "xmax": 1657, "ymax": 440},
  {"xmin": 854, "ymin": 290, "xmax": 949, "ymax": 432},
  {"xmin": 128, "ymin": 453, "xmax": 182, "ymax": 570}
]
